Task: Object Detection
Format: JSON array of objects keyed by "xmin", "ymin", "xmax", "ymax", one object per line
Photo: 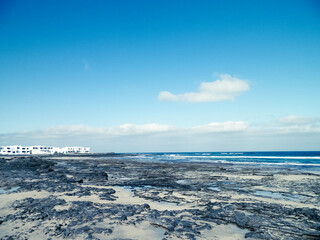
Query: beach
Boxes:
[{"xmin": 0, "ymin": 154, "xmax": 319, "ymax": 240}]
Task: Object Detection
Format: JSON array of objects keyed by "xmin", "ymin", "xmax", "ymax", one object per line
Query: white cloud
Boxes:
[
  {"xmin": 111, "ymin": 123, "xmax": 176, "ymax": 135},
  {"xmin": 193, "ymin": 121, "xmax": 248, "ymax": 133},
  {"xmin": 1, "ymin": 117, "xmax": 320, "ymax": 152},
  {"xmin": 279, "ymin": 115, "xmax": 317, "ymax": 125},
  {"xmin": 158, "ymin": 74, "xmax": 250, "ymax": 102},
  {"xmin": 0, "ymin": 121, "xmax": 247, "ymax": 148},
  {"xmin": 28, "ymin": 123, "xmax": 176, "ymax": 138},
  {"xmin": 276, "ymin": 115, "xmax": 320, "ymax": 133}
]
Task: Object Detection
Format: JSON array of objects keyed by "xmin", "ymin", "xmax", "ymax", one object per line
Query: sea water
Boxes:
[{"xmin": 117, "ymin": 151, "xmax": 320, "ymax": 173}]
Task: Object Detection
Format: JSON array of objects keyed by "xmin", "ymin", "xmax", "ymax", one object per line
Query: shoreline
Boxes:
[{"xmin": 0, "ymin": 155, "xmax": 320, "ymax": 239}]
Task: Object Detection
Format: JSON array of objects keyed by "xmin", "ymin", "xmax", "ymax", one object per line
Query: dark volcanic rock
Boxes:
[{"xmin": 0, "ymin": 155, "xmax": 319, "ymax": 240}]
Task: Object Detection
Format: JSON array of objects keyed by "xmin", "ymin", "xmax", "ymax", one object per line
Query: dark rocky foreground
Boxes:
[{"xmin": 0, "ymin": 155, "xmax": 319, "ymax": 240}]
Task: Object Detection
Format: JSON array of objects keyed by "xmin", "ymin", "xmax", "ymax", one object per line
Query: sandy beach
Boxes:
[{"xmin": 0, "ymin": 154, "xmax": 319, "ymax": 240}]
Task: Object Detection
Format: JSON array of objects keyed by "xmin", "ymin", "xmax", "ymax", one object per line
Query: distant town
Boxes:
[{"xmin": 0, "ymin": 145, "xmax": 90, "ymax": 155}]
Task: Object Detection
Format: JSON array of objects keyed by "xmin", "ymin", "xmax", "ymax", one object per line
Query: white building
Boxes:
[
  {"xmin": 61, "ymin": 147, "xmax": 90, "ymax": 154},
  {"xmin": 0, "ymin": 145, "xmax": 31, "ymax": 155},
  {"xmin": 0, "ymin": 145, "xmax": 90, "ymax": 155}
]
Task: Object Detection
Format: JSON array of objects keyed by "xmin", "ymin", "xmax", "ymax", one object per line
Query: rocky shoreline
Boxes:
[{"xmin": 0, "ymin": 155, "xmax": 319, "ymax": 240}]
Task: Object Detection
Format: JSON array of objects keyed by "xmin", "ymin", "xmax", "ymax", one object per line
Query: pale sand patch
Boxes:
[
  {"xmin": 57, "ymin": 192, "xmax": 104, "ymax": 204},
  {"xmin": 251, "ymin": 185, "xmax": 316, "ymax": 198},
  {"xmin": 0, "ymin": 192, "xmax": 68, "ymax": 240},
  {"xmin": 0, "ymin": 220, "xmax": 55, "ymax": 240},
  {"xmin": 53, "ymin": 203, "xmax": 71, "ymax": 211},
  {"xmin": 112, "ymin": 187, "xmax": 191, "ymax": 211},
  {"xmin": 157, "ymin": 192, "xmax": 167, "ymax": 198},
  {"xmin": 0, "ymin": 191, "xmax": 51, "ymax": 216},
  {"xmin": 111, "ymin": 185, "xmax": 193, "ymax": 211},
  {"xmin": 216, "ymin": 192, "xmax": 320, "ymax": 210},
  {"xmin": 118, "ymin": 177, "xmax": 134, "ymax": 181},
  {"xmin": 108, "ymin": 221, "xmax": 166, "ymax": 240},
  {"xmin": 276, "ymin": 174, "xmax": 320, "ymax": 181},
  {"xmin": 171, "ymin": 191, "xmax": 202, "ymax": 203},
  {"xmin": 202, "ymin": 223, "xmax": 248, "ymax": 240},
  {"xmin": 0, "ymin": 216, "xmax": 75, "ymax": 240},
  {"xmin": 54, "ymin": 185, "xmax": 192, "ymax": 211},
  {"xmin": 208, "ymin": 172, "xmax": 265, "ymax": 180},
  {"xmin": 24, "ymin": 179, "xmax": 40, "ymax": 182},
  {"xmin": 251, "ymin": 185, "xmax": 286, "ymax": 192},
  {"xmin": 196, "ymin": 171, "xmax": 264, "ymax": 180},
  {"xmin": 0, "ymin": 188, "xmax": 250, "ymax": 240},
  {"xmin": 250, "ymin": 186, "xmax": 293, "ymax": 195},
  {"xmin": 50, "ymin": 157, "xmax": 97, "ymax": 161},
  {"xmin": 235, "ymin": 175, "xmax": 264, "ymax": 180}
]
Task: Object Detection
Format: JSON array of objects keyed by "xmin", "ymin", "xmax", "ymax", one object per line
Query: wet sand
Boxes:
[{"xmin": 0, "ymin": 155, "xmax": 319, "ymax": 239}]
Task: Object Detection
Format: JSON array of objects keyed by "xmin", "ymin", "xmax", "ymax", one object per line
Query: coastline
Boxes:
[{"xmin": 0, "ymin": 154, "xmax": 319, "ymax": 239}]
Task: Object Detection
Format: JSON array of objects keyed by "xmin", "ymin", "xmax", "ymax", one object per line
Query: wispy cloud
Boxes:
[
  {"xmin": 19, "ymin": 123, "xmax": 176, "ymax": 138},
  {"xmin": 193, "ymin": 121, "xmax": 248, "ymax": 133},
  {"xmin": 1, "ymin": 116, "xmax": 319, "ymax": 152},
  {"xmin": 158, "ymin": 74, "xmax": 250, "ymax": 102},
  {"xmin": 279, "ymin": 115, "xmax": 318, "ymax": 125},
  {"xmin": 0, "ymin": 121, "xmax": 247, "ymax": 147},
  {"xmin": 276, "ymin": 115, "xmax": 320, "ymax": 133}
]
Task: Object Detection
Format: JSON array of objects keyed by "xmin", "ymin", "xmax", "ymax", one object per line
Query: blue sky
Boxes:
[{"xmin": 1, "ymin": 0, "xmax": 320, "ymax": 152}]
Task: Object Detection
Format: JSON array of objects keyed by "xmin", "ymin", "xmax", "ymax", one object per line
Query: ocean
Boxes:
[{"xmin": 117, "ymin": 151, "xmax": 320, "ymax": 173}]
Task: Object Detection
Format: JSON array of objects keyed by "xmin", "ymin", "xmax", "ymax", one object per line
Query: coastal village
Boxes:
[{"xmin": 0, "ymin": 145, "xmax": 90, "ymax": 155}]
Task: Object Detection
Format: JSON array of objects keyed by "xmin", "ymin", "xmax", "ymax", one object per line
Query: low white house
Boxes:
[
  {"xmin": 0, "ymin": 145, "xmax": 31, "ymax": 155},
  {"xmin": 61, "ymin": 147, "xmax": 90, "ymax": 154},
  {"xmin": 0, "ymin": 145, "xmax": 90, "ymax": 155}
]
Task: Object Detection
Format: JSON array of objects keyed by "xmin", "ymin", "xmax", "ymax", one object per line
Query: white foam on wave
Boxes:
[
  {"xmin": 119, "ymin": 153, "xmax": 320, "ymax": 168},
  {"xmin": 187, "ymin": 159, "xmax": 320, "ymax": 166},
  {"xmin": 163, "ymin": 155, "xmax": 320, "ymax": 160},
  {"xmin": 221, "ymin": 152, "xmax": 244, "ymax": 155}
]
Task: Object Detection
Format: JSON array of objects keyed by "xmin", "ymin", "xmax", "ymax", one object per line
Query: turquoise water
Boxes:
[{"xmin": 0, "ymin": 187, "xmax": 20, "ymax": 194}]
